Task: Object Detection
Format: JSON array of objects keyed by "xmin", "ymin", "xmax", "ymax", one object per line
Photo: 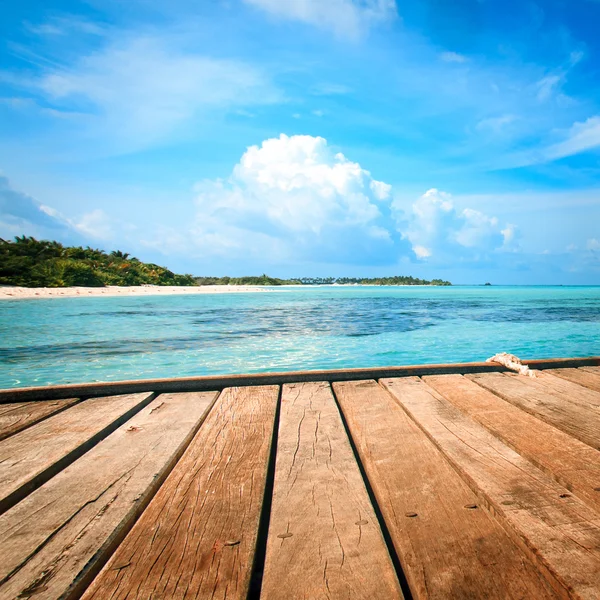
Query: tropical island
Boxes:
[{"xmin": 0, "ymin": 237, "xmax": 452, "ymax": 288}]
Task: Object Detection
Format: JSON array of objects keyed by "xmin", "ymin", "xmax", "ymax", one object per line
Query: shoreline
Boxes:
[
  {"xmin": 0, "ymin": 285, "xmax": 277, "ymax": 300},
  {"xmin": 0, "ymin": 283, "xmax": 450, "ymax": 300}
]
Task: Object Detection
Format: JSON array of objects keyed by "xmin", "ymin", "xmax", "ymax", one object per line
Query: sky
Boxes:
[{"xmin": 1, "ymin": 0, "xmax": 599, "ymax": 284}]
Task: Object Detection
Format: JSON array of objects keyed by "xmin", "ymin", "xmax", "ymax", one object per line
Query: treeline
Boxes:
[
  {"xmin": 194, "ymin": 275, "xmax": 301, "ymax": 286},
  {"xmin": 195, "ymin": 275, "xmax": 452, "ymax": 286},
  {"xmin": 0, "ymin": 237, "xmax": 452, "ymax": 288},
  {"xmin": 0, "ymin": 237, "xmax": 195, "ymax": 287}
]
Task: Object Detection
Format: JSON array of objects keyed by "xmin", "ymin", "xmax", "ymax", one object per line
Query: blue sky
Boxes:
[{"xmin": 1, "ymin": 0, "xmax": 599, "ymax": 284}]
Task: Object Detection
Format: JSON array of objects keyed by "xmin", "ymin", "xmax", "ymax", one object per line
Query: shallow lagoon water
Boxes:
[{"xmin": 0, "ymin": 285, "xmax": 599, "ymax": 388}]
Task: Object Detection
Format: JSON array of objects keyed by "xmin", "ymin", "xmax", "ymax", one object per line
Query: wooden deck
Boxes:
[{"xmin": 0, "ymin": 358, "xmax": 599, "ymax": 599}]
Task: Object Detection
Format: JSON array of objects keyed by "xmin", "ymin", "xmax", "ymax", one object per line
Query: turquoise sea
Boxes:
[{"xmin": 1, "ymin": 286, "xmax": 599, "ymax": 389}]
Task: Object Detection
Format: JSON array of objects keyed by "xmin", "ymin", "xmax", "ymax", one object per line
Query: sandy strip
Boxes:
[{"xmin": 0, "ymin": 285, "xmax": 279, "ymax": 300}]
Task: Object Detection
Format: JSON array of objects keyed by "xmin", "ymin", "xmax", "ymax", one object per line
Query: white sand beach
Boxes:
[{"xmin": 0, "ymin": 285, "xmax": 277, "ymax": 300}]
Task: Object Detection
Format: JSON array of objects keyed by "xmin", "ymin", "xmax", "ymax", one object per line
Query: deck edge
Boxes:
[{"xmin": 1, "ymin": 357, "xmax": 598, "ymax": 403}]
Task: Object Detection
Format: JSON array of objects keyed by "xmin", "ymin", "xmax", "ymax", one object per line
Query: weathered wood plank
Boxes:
[
  {"xmin": 0, "ymin": 393, "xmax": 154, "ymax": 515},
  {"xmin": 549, "ymin": 368, "xmax": 600, "ymax": 393},
  {"xmin": 382, "ymin": 377, "xmax": 600, "ymax": 600},
  {"xmin": 261, "ymin": 382, "xmax": 402, "ymax": 599},
  {"xmin": 82, "ymin": 385, "xmax": 279, "ymax": 600},
  {"xmin": 0, "ymin": 398, "xmax": 79, "ymax": 441},
  {"xmin": 333, "ymin": 380, "xmax": 559, "ymax": 600},
  {"xmin": 466, "ymin": 372, "xmax": 600, "ymax": 450},
  {"xmin": 581, "ymin": 366, "xmax": 600, "ymax": 375},
  {"xmin": 423, "ymin": 374, "xmax": 600, "ymax": 513},
  {"xmin": 0, "ymin": 392, "xmax": 218, "ymax": 600},
  {"xmin": 524, "ymin": 371, "xmax": 600, "ymax": 409}
]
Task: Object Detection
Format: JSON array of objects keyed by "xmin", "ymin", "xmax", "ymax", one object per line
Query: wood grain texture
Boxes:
[
  {"xmin": 382, "ymin": 377, "xmax": 600, "ymax": 600},
  {"xmin": 0, "ymin": 392, "xmax": 218, "ymax": 600},
  {"xmin": 82, "ymin": 385, "xmax": 280, "ymax": 600},
  {"xmin": 523, "ymin": 371, "xmax": 600, "ymax": 409},
  {"xmin": 466, "ymin": 372, "xmax": 600, "ymax": 450},
  {"xmin": 261, "ymin": 382, "xmax": 402, "ymax": 600},
  {"xmin": 0, "ymin": 392, "xmax": 155, "ymax": 515},
  {"xmin": 423, "ymin": 374, "xmax": 600, "ymax": 513},
  {"xmin": 550, "ymin": 368, "xmax": 600, "ymax": 393},
  {"xmin": 581, "ymin": 366, "xmax": 600, "ymax": 375},
  {"xmin": 0, "ymin": 398, "xmax": 79, "ymax": 441},
  {"xmin": 333, "ymin": 380, "xmax": 559, "ymax": 600}
]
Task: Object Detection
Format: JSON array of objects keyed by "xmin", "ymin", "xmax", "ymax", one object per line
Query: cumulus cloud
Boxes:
[
  {"xmin": 243, "ymin": 0, "xmax": 397, "ymax": 38},
  {"xmin": 188, "ymin": 134, "xmax": 403, "ymax": 265},
  {"xmin": 398, "ymin": 188, "xmax": 515, "ymax": 262}
]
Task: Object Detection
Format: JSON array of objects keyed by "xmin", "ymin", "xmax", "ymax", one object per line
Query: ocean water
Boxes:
[{"xmin": 0, "ymin": 286, "xmax": 599, "ymax": 389}]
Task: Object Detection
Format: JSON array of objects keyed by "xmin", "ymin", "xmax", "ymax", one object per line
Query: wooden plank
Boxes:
[
  {"xmin": 82, "ymin": 385, "xmax": 279, "ymax": 600},
  {"xmin": 261, "ymin": 382, "xmax": 402, "ymax": 599},
  {"xmin": 466, "ymin": 372, "xmax": 600, "ymax": 450},
  {"xmin": 0, "ymin": 398, "xmax": 79, "ymax": 441},
  {"xmin": 551, "ymin": 368, "xmax": 600, "ymax": 393},
  {"xmin": 0, "ymin": 392, "xmax": 154, "ymax": 515},
  {"xmin": 0, "ymin": 392, "xmax": 218, "ymax": 600},
  {"xmin": 333, "ymin": 380, "xmax": 559, "ymax": 600},
  {"xmin": 382, "ymin": 377, "xmax": 600, "ymax": 600},
  {"xmin": 2, "ymin": 356, "xmax": 599, "ymax": 403},
  {"xmin": 581, "ymin": 366, "xmax": 600, "ymax": 375},
  {"xmin": 423, "ymin": 374, "xmax": 600, "ymax": 513},
  {"xmin": 524, "ymin": 371, "xmax": 600, "ymax": 409}
]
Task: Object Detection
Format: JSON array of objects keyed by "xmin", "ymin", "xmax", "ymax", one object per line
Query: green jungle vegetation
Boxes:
[
  {"xmin": 1, "ymin": 237, "xmax": 452, "ymax": 287},
  {"xmin": 0, "ymin": 236, "xmax": 195, "ymax": 287}
]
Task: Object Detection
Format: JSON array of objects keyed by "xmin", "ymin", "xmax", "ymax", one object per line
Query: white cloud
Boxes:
[
  {"xmin": 440, "ymin": 51, "xmax": 467, "ymax": 63},
  {"xmin": 243, "ymin": 0, "xmax": 397, "ymax": 38},
  {"xmin": 399, "ymin": 188, "xmax": 510, "ymax": 261},
  {"xmin": 186, "ymin": 134, "xmax": 402, "ymax": 264},
  {"xmin": 545, "ymin": 116, "xmax": 600, "ymax": 160},
  {"xmin": 587, "ymin": 238, "xmax": 600, "ymax": 251},
  {"xmin": 536, "ymin": 74, "xmax": 561, "ymax": 102},
  {"xmin": 73, "ymin": 209, "xmax": 113, "ymax": 240},
  {"xmin": 25, "ymin": 16, "xmax": 106, "ymax": 37},
  {"xmin": 310, "ymin": 83, "xmax": 352, "ymax": 96},
  {"xmin": 501, "ymin": 224, "xmax": 520, "ymax": 251},
  {"xmin": 29, "ymin": 36, "xmax": 280, "ymax": 146},
  {"xmin": 476, "ymin": 114, "xmax": 517, "ymax": 134}
]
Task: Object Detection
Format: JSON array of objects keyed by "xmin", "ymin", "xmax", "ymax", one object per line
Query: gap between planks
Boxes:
[
  {"xmin": 81, "ymin": 385, "xmax": 280, "ymax": 600},
  {"xmin": 260, "ymin": 381, "xmax": 403, "ymax": 599},
  {"xmin": 0, "ymin": 392, "xmax": 156, "ymax": 516},
  {"xmin": 333, "ymin": 380, "xmax": 560, "ymax": 600},
  {"xmin": 0, "ymin": 391, "xmax": 219, "ymax": 600},
  {"xmin": 382, "ymin": 376, "xmax": 600, "ymax": 600}
]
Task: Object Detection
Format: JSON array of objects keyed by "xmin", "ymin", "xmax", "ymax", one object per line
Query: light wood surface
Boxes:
[
  {"xmin": 0, "ymin": 392, "xmax": 154, "ymax": 515},
  {"xmin": 0, "ymin": 398, "xmax": 79, "ymax": 441},
  {"xmin": 334, "ymin": 380, "xmax": 559, "ymax": 600},
  {"xmin": 82, "ymin": 385, "xmax": 279, "ymax": 600},
  {"xmin": 383, "ymin": 376, "xmax": 600, "ymax": 600},
  {"xmin": 466, "ymin": 372, "xmax": 600, "ymax": 450},
  {"xmin": 423, "ymin": 374, "xmax": 600, "ymax": 513},
  {"xmin": 0, "ymin": 392, "xmax": 218, "ymax": 600},
  {"xmin": 261, "ymin": 382, "xmax": 402, "ymax": 599},
  {"xmin": 550, "ymin": 367, "xmax": 600, "ymax": 393},
  {"xmin": 0, "ymin": 361, "xmax": 599, "ymax": 599}
]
